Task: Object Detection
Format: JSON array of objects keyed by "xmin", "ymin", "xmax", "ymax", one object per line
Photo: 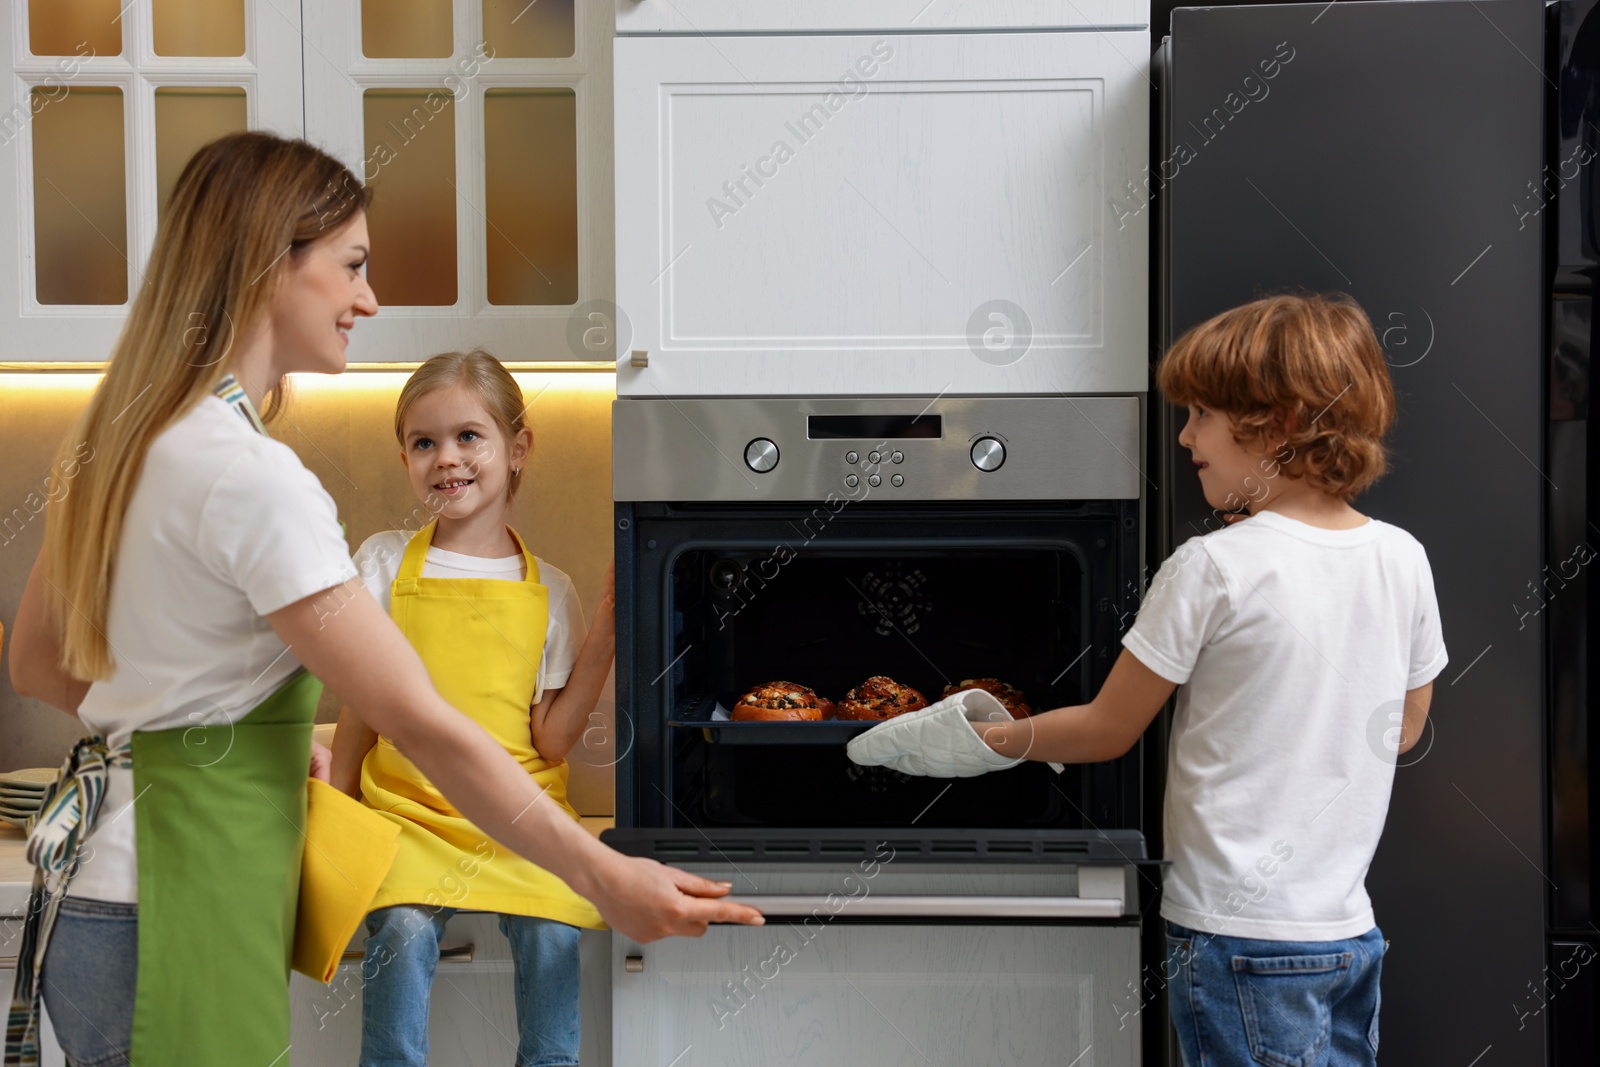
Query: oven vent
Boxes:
[{"xmin": 600, "ymin": 828, "xmax": 1150, "ymax": 865}]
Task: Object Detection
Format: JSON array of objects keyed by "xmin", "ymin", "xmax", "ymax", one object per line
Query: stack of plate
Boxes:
[{"xmin": 0, "ymin": 768, "xmax": 59, "ymax": 829}]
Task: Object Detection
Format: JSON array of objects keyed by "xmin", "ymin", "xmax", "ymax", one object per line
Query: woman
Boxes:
[{"xmin": 5, "ymin": 131, "xmax": 760, "ymax": 1067}]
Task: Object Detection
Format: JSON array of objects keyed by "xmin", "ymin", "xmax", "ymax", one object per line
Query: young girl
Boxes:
[
  {"xmin": 330, "ymin": 351, "xmax": 612, "ymax": 1067},
  {"xmin": 850, "ymin": 294, "xmax": 1446, "ymax": 1067}
]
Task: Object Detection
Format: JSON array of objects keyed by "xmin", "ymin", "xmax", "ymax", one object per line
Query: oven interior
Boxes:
[{"xmin": 619, "ymin": 502, "xmax": 1142, "ymax": 833}]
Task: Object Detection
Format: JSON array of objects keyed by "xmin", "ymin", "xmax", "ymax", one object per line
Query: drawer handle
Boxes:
[
  {"xmin": 624, "ymin": 955, "xmax": 644, "ymax": 973},
  {"xmin": 722, "ymin": 894, "xmax": 1125, "ymax": 919},
  {"xmin": 340, "ymin": 943, "xmax": 475, "ymax": 964}
]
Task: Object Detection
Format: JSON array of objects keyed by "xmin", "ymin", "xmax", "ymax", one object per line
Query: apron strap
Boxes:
[
  {"xmin": 212, "ymin": 371, "xmax": 268, "ymax": 436},
  {"xmin": 506, "ymin": 527, "xmax": 541, "ymax": 585},
  {"xmin": 396, "ymin": 520, "xmax": 435, "ymax": 583},
  {"xmin": 5, "ymin": 738, "xmax": 132, "ymax": 1067}
]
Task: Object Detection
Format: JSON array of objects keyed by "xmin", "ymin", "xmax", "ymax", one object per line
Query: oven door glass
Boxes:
[{"xmin": 664, "ymin": 545, "xmax": 1090, "ymax": 829}]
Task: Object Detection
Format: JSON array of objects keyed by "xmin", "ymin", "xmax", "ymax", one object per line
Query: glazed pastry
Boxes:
[
  {"xmin": 940, "ymin": 678, "xmax": 1032, "ymax": 719},
  {"xmin": 836, "ymin": 676, "xmax": 929, "ymax": 721},
  {"xmin": 731, "ymin": 681, "xmax": 835, "ymax": 721}
]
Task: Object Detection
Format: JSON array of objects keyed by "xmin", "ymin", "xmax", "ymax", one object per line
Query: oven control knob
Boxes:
[
  {"xmin": 744, "ymin": 438, "xmax": 779, "ymax": 473},
  {"xmin": 970, "ymin": 436, "xmax": 1005, "ymax": 472}
]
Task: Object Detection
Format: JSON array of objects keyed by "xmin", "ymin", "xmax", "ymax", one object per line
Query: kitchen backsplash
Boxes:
[{"xmin": 0, "ymin": 369, "xmax": 618, "ymax": 816}]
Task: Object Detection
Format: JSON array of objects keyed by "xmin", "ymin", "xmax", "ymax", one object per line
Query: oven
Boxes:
[{"xmin": 605, "ymin": 396, "xmax": 1151, "ymax": 1066}]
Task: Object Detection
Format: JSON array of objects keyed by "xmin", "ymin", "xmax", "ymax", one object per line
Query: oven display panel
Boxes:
[{"xmin": 806, "ymin": 414, "xmax": 942, "ymax": 439}]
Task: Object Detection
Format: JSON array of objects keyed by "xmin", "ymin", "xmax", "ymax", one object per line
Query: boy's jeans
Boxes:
[
  {"xmin": 360, "ymin": 904, "xmax": 581, "ymax": 1067},
  {"xmin": 1165, "ymin": 921, "xmax": 1385, "ymax": 1067}
]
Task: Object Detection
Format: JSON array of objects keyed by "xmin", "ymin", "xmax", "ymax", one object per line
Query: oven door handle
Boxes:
[{"xmin": 722, "ymin": 894, "xmax": 1126, "ymax": 919}]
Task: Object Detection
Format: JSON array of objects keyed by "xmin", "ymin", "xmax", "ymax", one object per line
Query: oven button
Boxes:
[
  {"xmin": 970, "ymin": 436, "xmax": 1006, "ymax": 472},
  {"xmin": 868, "ymin": 450, "xmax": 881, "ymax": 464},
  {"xmin": 868, "ymin": 473, "xmax": 881, "ymax": 487},
  {"xmin": 845, "ymin": 450, "xmax": 858, "ymax": 464},
  {"xmin": 845, "ymin": 473, "xmax": 859, "ymax": 488},
  {"xmin": 891, "ymin": 450, "xmax": 904, "ymax": 464},
  {"xmin": 891, "ymin": 473, "xmax": 904, "ymax": 487},
  {"xmin": 744, "ymin": 438, "xmax": 779, "ymax": 473}
]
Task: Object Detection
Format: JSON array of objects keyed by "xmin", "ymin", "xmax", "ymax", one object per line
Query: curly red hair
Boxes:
[{"xmin": 1156, "ymin": 294, "xmax": 1396, "ymax": 500}]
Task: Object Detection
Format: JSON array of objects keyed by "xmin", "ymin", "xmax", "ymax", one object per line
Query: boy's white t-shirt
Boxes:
[
  {"xmin": 1122, "ymin": 509, "xmax": 1447, "ymax": 941},
  {"xmin": 350, "ymin": 530, "xmax": 584, "ymax": 704},
  {"xmin": 69, "ymin": 396, "xmax": 360, "ymax": 904}
]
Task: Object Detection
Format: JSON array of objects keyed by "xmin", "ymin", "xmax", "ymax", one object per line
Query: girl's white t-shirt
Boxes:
[
  {"xmin": 69, "ymin": 396, "xmax": 360, "ymax": 903},
  {"xmin": 1122, "ymin": 509, "xmax": 1448, "ymax": 941},
  {"xmin": 350, "ymin": 530, "xmax": 584, "ymax": 704}
]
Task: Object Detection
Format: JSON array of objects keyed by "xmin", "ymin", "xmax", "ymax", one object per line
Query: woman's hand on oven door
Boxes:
[
  {"xmin": 584, "ymin": 852, "xmax": 765, "ymax": 942},
  {"xmin": 845, "ymin": 689, "xmax": 1032, "ymax": 777}
]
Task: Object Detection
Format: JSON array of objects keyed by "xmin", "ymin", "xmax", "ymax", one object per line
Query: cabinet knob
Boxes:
[{"xmin": 624, "ymin": 954, "xmax": 645, "ymax": 973}]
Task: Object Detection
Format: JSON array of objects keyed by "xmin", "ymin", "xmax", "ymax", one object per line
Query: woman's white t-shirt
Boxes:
[
  {"xmin": 69, "ymin": 396, "xmax": 359, "ymax": 903},
  {"xmin": 350, "ymin": 530, "xmax": 584, "ymax": 704},
  {"xmin": 1122, "ymin": 509, "xmax": 1448, "ymax": 941}
]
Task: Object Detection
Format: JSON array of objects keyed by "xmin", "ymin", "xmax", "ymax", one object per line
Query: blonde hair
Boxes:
[
  {"xmin": 44, "ymin": 132, "xmax": 371, "ymax": 680},
  {"xmin": 394, "ymin": 350, "xmax": 529, "ymax": 498},
  {"xmin": 1156, "ymin": 293, "xmax": 1396, "ymax": 500}
]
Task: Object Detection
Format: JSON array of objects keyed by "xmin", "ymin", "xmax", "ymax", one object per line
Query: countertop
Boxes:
[
  {"xmin": 2, "ymin": 722, "xmax": 614, "ymax": 925},
  {"xmin": 0, "ymin": 818, "xmax": 615, "ymax": 950}
]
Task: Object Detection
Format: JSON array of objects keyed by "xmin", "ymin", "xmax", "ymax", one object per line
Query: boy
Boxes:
[{"xmin": 849, "ymin": 294, "xmax": 1446, "ymax": 1066}]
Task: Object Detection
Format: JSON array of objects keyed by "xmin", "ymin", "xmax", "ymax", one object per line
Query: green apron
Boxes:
[{"xmin": 129, "ymin": 669, "xmax": 320, "ymax": 1065}]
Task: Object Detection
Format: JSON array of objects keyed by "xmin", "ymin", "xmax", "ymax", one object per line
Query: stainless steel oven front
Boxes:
[{"xmin": 607, "ymin": 396, "xmax": 1151, "ymax": 1066}]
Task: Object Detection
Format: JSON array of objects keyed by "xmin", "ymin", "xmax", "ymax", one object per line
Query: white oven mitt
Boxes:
[{"xmin": 846, "ymin": 689, "xmax": 1027, "ymax": 778}]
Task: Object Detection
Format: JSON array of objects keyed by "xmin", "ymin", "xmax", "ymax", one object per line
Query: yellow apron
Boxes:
[{"xmin": 360, "ymin": 522, "xmax": 603, "ymax": 928}]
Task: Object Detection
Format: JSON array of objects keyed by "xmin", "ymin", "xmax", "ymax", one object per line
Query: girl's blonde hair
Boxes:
[
  {"xmin": 45, "ymin": 131, "xmax": 371, "ymax": 680},
  {"xmin": 394, "ymin": 350, "xmax": 529, "ymax": 498},
  {"xmin": 1157, "ymin": 293, "xmax": 1397, "ymax": 500}
]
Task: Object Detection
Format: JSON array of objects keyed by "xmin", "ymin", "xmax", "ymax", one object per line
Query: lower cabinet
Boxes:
[
  {"xmin": 612, "ymin": 924, "xmax": 1140, "ymax": 1066},
  {"xmin": 289, "ymin": 913, "xmax": 613, "ymax": 1066}
]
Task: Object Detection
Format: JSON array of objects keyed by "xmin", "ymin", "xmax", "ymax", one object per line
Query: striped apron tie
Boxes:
[{"xmin": 4, "ymin": 737, "xmax": 132, "ymax": 1067}]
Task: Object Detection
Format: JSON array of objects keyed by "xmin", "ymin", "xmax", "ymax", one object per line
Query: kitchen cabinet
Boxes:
[
  {"xmin": 288, "ymin": 914, "xmax": 613, "ymax": 1066},
  {"xmin": 611, "ymin": 923, "xmax": 1138, "ymax": 1066},
  {"xmin": 614, "ymin": 27, "xmax": 1148, "ymax": 397},
  {"xmin": 615, "ymin": 0, "xmax": 1149, "ymax": 34}
]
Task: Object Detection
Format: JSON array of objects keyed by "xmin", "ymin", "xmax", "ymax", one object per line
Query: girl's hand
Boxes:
[
  {"xmin": 599, "ymin": 559, "xmax": 615, "ymax": 613},
  {"xmin": 309, "ymin": 741, "xmax": 333, "ymax": 784}
]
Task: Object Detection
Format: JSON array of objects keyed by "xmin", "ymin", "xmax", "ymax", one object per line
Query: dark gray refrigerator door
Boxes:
[{"xmin": 1162, "ymin": 2, "xmax": 1545, "ymax": 1064}]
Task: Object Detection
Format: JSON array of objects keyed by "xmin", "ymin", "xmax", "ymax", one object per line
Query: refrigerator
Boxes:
[{"xmin": 1157, "ymin": 1, "xmax": 1548, "ymax": 1063}]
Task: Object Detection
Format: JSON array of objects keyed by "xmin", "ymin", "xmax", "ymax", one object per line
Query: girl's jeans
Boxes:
[
  {"xmin": 360, "ymin": 904, "xmax": 581, "ymax": 1067},
  {"xmin": 1166, "ymin": 921, "xmax": 1386, "ymax": 1067}
]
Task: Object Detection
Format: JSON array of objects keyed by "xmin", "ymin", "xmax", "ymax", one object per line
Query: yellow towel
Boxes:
[{"xmin": 293, "ymin": 778, "xmax": 401, "ymax": 983}]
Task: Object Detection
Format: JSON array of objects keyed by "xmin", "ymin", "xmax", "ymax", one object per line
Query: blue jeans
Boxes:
[
  {"xmin": 1165, "ymin": 921, "xmax": 1385, "ymax": 1067},
  {"xmin": 360, "ymin": 905, "xmax": 581, "ymax": 1067},
  {"xmin": 38, "ymin": 897, "xmax": 137, "ymax": 1067}
]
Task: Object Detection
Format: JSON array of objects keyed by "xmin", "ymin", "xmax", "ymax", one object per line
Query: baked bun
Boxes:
[
  {"xmin": 732, "ymin": 681, "xmax": 834, "ymax": 722},
  {"xmin": 941, "ymin": 678, "xmax": 1032, "ymax": 718},
  {"xmin": 836, "ymin": 676, "xmax": 928, "ymax": 721}
]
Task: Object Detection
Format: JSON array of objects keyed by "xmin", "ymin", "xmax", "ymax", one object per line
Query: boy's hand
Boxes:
[{"xmin": 847, "ymin": 690, "xmax": 1028, "ymax": 777}]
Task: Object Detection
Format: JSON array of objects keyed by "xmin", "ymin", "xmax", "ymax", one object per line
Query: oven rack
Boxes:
[{"xmin": 600, "ymin": 827, "xmax": 1153, "ymax": 865}]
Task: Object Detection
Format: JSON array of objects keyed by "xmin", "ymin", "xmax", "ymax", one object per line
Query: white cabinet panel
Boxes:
[
  {"xmin": 615, "ymin": 32, "xmax": 1149, "ymax": 396},
  {"xmin": 616, "ymin": 0, "xmax": 1151, "ymax": 34},
  {"xmin": 613, "ymin": 924, "xmax": 1138, "ymax": 1066},
  {"xmin": 289, "ymin": 915, "xmax": 612, "ymax": 1067}
]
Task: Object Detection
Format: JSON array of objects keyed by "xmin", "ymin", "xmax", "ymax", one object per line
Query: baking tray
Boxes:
[{"xmin": 666, "ymin": 694, "xmax": 881, "ymax": 745}]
